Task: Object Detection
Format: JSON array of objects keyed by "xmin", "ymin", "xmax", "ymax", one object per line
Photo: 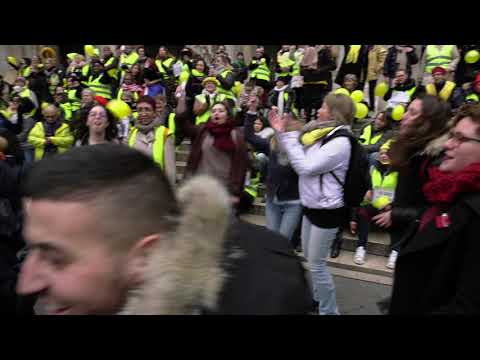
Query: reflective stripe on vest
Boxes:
[
  {"xmin": 426, "ymin": 81, "xmax": 456, "ymax": 102},
  {"xmin": 67, "ymin": 89, "xmax": 81, "ymax": 112},
  {"xmin": 87, "ymin": 74, "xmax": 112, "ymax": 99},
  {"xmin": 195, "ymin": 93, "xmax": 227, "ymax": 125},
  {"xmin": 466, "ymin": 93, "xmax": 480, "ymax": 102},
  {"xmin": 359, "ymin": 123, "xmax": 383, "ymax": 145},
  {"xmin": 128, "ymin": 126, "xmax": 168, "ymax": 169},
  {"xmin": 425, "ymin": 45, "xmax": 454, "ymax": 73},
  {"xmin": 371, "ymin": 167, "xmax": 398, "ymax": 209}
]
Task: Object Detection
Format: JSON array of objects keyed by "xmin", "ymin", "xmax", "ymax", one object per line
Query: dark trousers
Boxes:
[
  {"xmin": 368, "ymin": 80, "xmax": 377, "ymax": 112},
  {"xmin": 356, "ymin": 205, "xmax": 399, "ymax": 251},
  {"xmin": 302, "ymin": 84, "xmax": 327, "ymax": 122}
]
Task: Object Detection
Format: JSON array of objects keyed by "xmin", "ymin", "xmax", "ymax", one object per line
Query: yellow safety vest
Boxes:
[
  {"xmin": 359, "ymin": 123, "xmax": 383, "ymax": 145},
  {"xmin": 59, "ymin": 103, "xmax": 73, "ymax": 121},
  {"xmin": 216, "ymin": 69, "xmax": 236, "ymax": 101},
  {"xmin": 194, "ymin": 93, "xmax": 227, "ymax": 125},
  {"xmin": 466, "ymin": 93, "xmax": 479, "ymax": 102},
  {"xmin": 120, "ymin": 52, "xmax": 139, "ymax": 68},
  {"xmin": 117, "ymin": 88, "xmax": 139, "ymax": 102},
  {"xmin": 277, "ymin": 55, "xmax": 295, "ymax": 78},
  {"xmin": 128, "ymin": 126, "xmax": 169, "ymax": 170},
  {"xmin": 87, "ymin": 74, "xmax": 112, "ymax": 99},
  {"xmin": 370, "ymin": 166, "xmax": 399, "ymax": 210},
  {"xmin": 28, "ymin": 122, "xmax": 74, "ymax": 161},
  {"xmin": 67, "ymin": 89, "xmax": 81, "ymax": 112},
  {"xmin": 104, "ymin": 56, "xmax": 118, "ymax": 81},
  {"xmin": 155, "ymin": 58, "xmax": 175, "ymax": 80},
  {"xmin": 244, "ymin": 171, "xmax": 261, "ymax": 199},
  {"xmin": 21, "ymin": 67, "xmax": 31, "ymax": 78},
  {"xmin": 426, "ymin": 81, "xmax": 456, "ymax": 102},
  {"xmin": 425, "ymin": 45, "xmax": 454, "ymax": 73},
  {"xmin": 19, "ymin": 88, "xmax": 37, "ymax": 117},
  {"xmin": 250, "ymin": 58, "xmax": 271, "ymax": 82}
]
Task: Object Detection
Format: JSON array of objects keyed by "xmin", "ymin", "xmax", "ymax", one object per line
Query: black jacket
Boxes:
[
  {"xmin": 301, "ymin": 47, "xmax": 336, "ymax": 88},
  {"xmin": 243, "ymin": 113, "xmax": 300, "ymax": 202},
  {"xmin": 335, "ymin": 45, "xmax": 369, "ymax": 87},
  {"xmin": 207, "ymin": 219, "xmax": 311, "ymax": 314},
  {"xmin": 455, "ymin": 45, "xmax": 480, "ymax": 86},
  {"xmin": 383, "ymin": 46, "xmax": 419, "ymax": 80},
  {"xmin": 390, "ymin": 193, "xmax": 480, "ymax": 314}
]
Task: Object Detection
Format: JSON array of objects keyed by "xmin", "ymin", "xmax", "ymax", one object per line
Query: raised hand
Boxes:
[{"xmin": 268, "ymin": 107, "xmax": 286, "ymax": 132}]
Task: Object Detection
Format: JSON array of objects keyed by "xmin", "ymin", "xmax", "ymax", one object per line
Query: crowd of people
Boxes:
[{"xmin": 0, "ymin": 44, "xmax": 480, "ymax": 315}]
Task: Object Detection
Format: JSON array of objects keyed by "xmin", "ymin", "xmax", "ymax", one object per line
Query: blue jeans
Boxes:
[
  {"xmin": 265, "ymin": 196, "xmax": 303, "ymax": 245},
  {"xmin": 301, "ymin": 215, "xmax": 339, "ymax": 315}
]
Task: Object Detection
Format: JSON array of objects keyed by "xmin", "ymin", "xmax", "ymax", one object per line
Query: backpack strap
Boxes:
[{"xmin": 321, "ymin": 127, "xmax": 354, "ymax": 189}]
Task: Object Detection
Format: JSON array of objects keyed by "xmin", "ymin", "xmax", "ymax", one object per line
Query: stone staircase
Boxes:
[{"xmin": 176, "ymin": 139, "xmax": 393, "ymax": 285}]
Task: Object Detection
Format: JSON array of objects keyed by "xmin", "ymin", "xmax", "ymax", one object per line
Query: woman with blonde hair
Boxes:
[{"xmin": 269, "ymin": 93, "xmax": 356, "ymax": 315}]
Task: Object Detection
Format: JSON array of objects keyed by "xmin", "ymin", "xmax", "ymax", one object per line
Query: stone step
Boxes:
[
  {"xmin": 240, "ymin": 213, "xmax": 392, "ymax": 257},
  {"xmin": 326, "ymin": 250, "xmax": 394, "ymax": 280},
  {"xmin": 176, "ymin": 150, "xmax": 190, "ymax": 162}
]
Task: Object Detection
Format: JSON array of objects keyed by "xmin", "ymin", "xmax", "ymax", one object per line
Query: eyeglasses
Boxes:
[{"xmin": 448, "ymin": 131, "xmax": 480, "ymax": 145}]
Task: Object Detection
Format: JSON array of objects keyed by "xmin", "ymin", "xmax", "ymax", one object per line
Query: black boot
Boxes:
[{"xmin": 330, "ymin": 231, "xmax": 343, "ymax": 258}]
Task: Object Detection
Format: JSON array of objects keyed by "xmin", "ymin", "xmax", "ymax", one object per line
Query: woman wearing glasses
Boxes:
[{"xmin": 389, "ymin": 102, "xmax": 480, "ymax": 314}]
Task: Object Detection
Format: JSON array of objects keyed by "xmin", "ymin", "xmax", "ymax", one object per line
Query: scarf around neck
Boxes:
[
  {"xmin": 299, "ymin": 119, "xmax": 339, "ymax": 147},
  {"xmin": 204, "ymin": 119, "xmax": 236, "ymax": 153},
  {"xmin": 419, "ymin": 162, "xmax": 480, "ymax": 231},
  {"xmin": 274, "ymin": 85, "xmax": 289, "ymax": 115}
]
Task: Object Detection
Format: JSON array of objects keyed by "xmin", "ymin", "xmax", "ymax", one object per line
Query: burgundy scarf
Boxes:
[
  {"xmin": 419, "ymin": 162, "xmax": 480, "ymax": 230},
  {"xmin": 204, "ymin": 119, "xmax": 236, "ymax": 153}
]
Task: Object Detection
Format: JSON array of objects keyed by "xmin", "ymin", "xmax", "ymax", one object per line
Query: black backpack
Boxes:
[{"xmin": 321, "ymin": 128, "xmax": 370, "ymax": 208}]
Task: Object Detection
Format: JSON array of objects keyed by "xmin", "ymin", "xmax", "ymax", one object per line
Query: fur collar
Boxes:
[
  {"xmin": 119, "ymin": 175, "xmax": 231, "ymax": 315},
  {"xmin": 422, "ymin": 132, "xmax": 449, "ymax": 157}
]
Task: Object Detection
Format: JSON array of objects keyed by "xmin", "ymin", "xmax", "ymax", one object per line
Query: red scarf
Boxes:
[
  {"xmin": 204, "ymin": 119, "xmax": 236, "ymax": 153},
  {"xmin": 419, "ymin": 162, "xmax": 480, "ymax": 230}
]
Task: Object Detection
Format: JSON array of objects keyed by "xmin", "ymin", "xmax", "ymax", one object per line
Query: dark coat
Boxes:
[
  {"xmin": 383, "ymin": 46, "xmax": 419, "ymax": 80},
  {"xmin": 207, "ymin": 219, "xmax": 312, "ymax": 314},
  {"xmin": 243, "ymin": 112, "xmax": 300, "ymax": 202},
  {"xmin": 335, "ymin": 45, "xmax": 369, "ymax": 87},
  {"xmin": 455, "ymin": 45, "xmax": 480, "ymax": 86},
  {"xmin": 390, "ymin": 193, "xmax": 480, "ymax": 314}
]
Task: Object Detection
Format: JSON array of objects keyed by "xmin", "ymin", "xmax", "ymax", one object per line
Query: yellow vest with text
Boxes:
[
  {"xmin": 128, "ymin": 126, "xmax": 169, "ymax": 170},
  {"xmin": 426, "ymin": 81, "xmax": 455, "ymax": 102},
  {"xmin": 425, "ymin": 45, "xmax": 454, "ymax": 73},
  {"xmin": 28, "ymin": 122, "xmax": 74, "ymax": 161}
]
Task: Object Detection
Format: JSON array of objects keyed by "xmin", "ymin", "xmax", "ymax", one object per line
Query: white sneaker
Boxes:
[
  {"xmin": 386, "ymin": 250, "xmax": 398, "ymax": 269},
  {"xmin": 353, "ymin": 246, "xmax": 366, "ymax": 265}
]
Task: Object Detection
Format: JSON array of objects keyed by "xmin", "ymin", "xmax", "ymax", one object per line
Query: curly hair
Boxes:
[{"xmin": 73, "ymin": 104, "xmax": 118, "ymax": 145}]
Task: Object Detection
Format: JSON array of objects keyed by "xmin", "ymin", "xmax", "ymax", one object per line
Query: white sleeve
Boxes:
[{"xmin": 277, "ymin": 131, "xmax": 351, "ymax": 176}]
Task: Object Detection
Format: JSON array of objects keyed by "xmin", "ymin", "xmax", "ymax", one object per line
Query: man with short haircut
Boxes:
[{"xmin": 17, "ymin": 145, "xmax": 311, "ymax": 315}]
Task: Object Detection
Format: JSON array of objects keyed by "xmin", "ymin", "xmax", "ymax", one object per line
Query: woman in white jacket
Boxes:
[{"xmin": 269, "ymin": 93, "xmax": 356, "ymax": 315}]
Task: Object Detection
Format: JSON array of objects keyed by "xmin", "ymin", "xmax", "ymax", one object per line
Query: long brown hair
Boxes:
[{"xmin": 389, "ymin": 94, "xmax": 451, "ymax": 169}]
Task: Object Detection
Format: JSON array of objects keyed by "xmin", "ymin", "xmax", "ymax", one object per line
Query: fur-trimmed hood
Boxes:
[
  {"xmin": 119, "ymin": 175, "xmax": 232, "ymax": 315},
  {"xmin": 422, "ymin": 132, "xmax": 450, "ymax": 157}
]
